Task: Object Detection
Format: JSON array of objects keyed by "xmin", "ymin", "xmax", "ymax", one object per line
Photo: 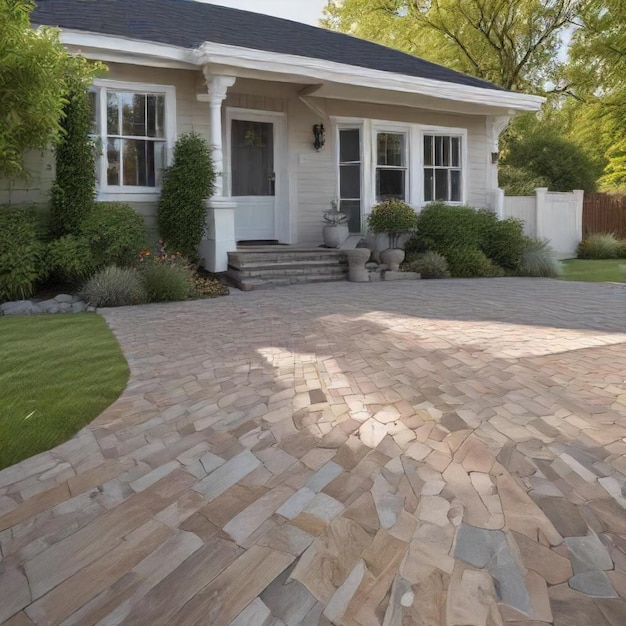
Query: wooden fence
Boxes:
[{"xmin": 583, "ymin": 193, "xmax": 626, "ymax": 237}]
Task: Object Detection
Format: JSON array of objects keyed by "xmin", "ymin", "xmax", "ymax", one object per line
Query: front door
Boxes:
[{"xmin": 230, "ymin": 116, "xmax": 277, "ymax": 242}]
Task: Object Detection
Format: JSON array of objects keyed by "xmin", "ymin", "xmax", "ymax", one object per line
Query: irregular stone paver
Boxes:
[{"xmin": 0, "ymin": 278, "xmax": 625, "ymax": 625}]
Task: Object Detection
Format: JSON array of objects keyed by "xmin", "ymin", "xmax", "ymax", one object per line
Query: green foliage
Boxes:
[
  {"xmin": 367, "ymin": 200, "xmax": 418, "ymax": 248},
  {"xmin": 141, "ymin": 263, "xmax": 191, "ymax": 303},
  {"xmin": 498, "ymin": 165, "xmax": 550, "ymax": 196},
  {"xmin": 81, "ymin": 202, "xmax": 147, "ymax": 268},
  {"xmin": 157, "ymin": 133, "xmax": 215, "ymax": 259},
  {"xmin": 519, "ymin": 238, "xmax": 563, "ymax": 277},
  {"xmin": 445, "ymin": 248, "xmax": 504, "ymax": 278},
  {"xmin": 50, "ymin": 61, "xmax": 99, "ymax": 236},
  {"xmin": 0, "ymin": 1, "xmax": 97, "ymax": 177},
  {"xmin": 0, "ymin": 207, "xmax": 46, "ymax": 302},
  {"xmin": 501, "ymin": 130, "xmax": 599, "ymax": 192},
  {"xmin": 599, "ymin": 138, "xmax": 626, "ymax": 191},
  {"xmin": 577, "ymin": 233, "xmax": 623, "ymax": 259},
  {"xmin": 192, "ymin": 274, "xmax": 230, "ymax": 298},
  {"xmin": 80, "ymin": 266, "xmax": 147, "ymax": 308},
  {"xmin": 411, "ymin": 203, "xmax": 483, "ymax": 253},
  {"xmin": 323, "ymin": 0, "xmax": 578, "ymax": 91},
  {"xmin": 47, "ymin": 235, "xmax": 95, "ymax": 286},
  {"xmin": 480, "ymin": 214, "xmax": 528, "ymax": 271},
  {"xmin": 405, "ymin": 251, "xmax": 450, "ymax": 279}
]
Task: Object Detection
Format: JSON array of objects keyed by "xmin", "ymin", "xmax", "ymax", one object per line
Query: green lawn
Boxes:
[
  {"xmin": 0, "ymin": 314, "xmax": 129, "ymax": 470},
  {"xmin": 560, "ymin": 259, "xmax": 626, "ymax": 283}
]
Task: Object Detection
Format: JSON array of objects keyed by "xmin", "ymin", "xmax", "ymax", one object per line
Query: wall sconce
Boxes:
[
  {"xmin": 491, "ymin": 152, "xmax": 500, "ymax": 164},
  {"xmin": 313, "ymin": 124, "xmax": 325, "ymax": 151}
]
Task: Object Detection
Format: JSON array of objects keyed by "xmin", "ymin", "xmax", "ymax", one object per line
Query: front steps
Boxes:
[{"xmin": 227, "ymin": 248, "xmax": 349, "ymax": 291}]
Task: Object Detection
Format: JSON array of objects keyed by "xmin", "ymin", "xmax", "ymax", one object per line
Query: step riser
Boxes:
[
  {"xmin": 229, "ymin": 254, "xmax": 348, "ymax": 266},
  {"xmin": 238, "ymin": 275, "xmax": 348, "ymax": 291},
  {"xmin": 230, "ymin": 267, "xmax": 347, "ymax": 279}
]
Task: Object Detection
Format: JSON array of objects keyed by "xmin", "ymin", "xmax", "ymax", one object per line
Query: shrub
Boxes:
[
  {"xmin": 519, "ymin": 239, "xmax": 562, "ymax": 277},
  {"xmin": 445, "ymin": 248, "xmax": 504, "ymax": 278},
  {"xmin": 498, "ymin": 165, "xmax": 550, "ymax": 196},
  {"xmin": 81, "ymin": 202, "xmax": 147, "ymax": 268},
  {"xmin": 406, "ymin": 251, "xmax": 449, "ymax": 279},
  {"xmin": 413, "ymin": 203, "xmax": 483, "ymax": 253},
  {"xmin": 576, "ymin": 233, "xmax": 623, "ymax": 259},
  {"xmin": 141, "ymin": 263, "xmax": 191, "ymax": 303},
  {"xmin": 0, "ymin": 208, "xmax": 46, "ymax": 302},
  {"xmin": 80, "ymin": 266, "xmax": 146, "ymax": 307},
  {"xmin": 49, "ymin": 75, "xmax": 97, "ymax": 236},
  {"xmin": 158, "ymin": 133, "xmax": 216, "ymax": 259},
  {"xmin": 47, "ymin": 235, "xmax": 95, "ymax": 286},
  {"xmin": 480, "ymin": 214, "xmax": 527, "ymax": 271},
  {"xmin": 192, "ymin": 275, "xmax": 230, "ymax": 298},
  {"xmin": 367, "ymin": 200, "xmax": 418, "ymax": 248}
]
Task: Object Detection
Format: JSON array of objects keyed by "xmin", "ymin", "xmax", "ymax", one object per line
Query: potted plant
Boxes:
[
  {"xmin": 367, "ymin": 200, "xmax": 418, "ymax": 271},
  {"xmin": 322, "ymin": 200, "xmax": 349, "ymax": 248}
]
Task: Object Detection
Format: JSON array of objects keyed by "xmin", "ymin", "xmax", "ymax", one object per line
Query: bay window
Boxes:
[{"xmin": 89, "ymin": 81, "xmax": 175, "ymax": 197}]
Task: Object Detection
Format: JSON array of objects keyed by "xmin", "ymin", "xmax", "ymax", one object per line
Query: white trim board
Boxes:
[{"xmin": 58, "ymin": 30, "xmax": 544, "ymax": 113}]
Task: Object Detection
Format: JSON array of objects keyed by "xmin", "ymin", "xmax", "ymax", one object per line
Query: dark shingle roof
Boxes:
[{"xmin": 32, "ymin": 0, "xmax": 504, "ymax": 92}]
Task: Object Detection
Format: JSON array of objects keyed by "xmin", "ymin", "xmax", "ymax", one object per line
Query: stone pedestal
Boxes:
[
  {"xmin": 348, "ymin": 248, "xmax": 372, "ymax": 282},
  {"xmin": 200, "ymin": 198, "xmax": 237, "ymax": 273}
]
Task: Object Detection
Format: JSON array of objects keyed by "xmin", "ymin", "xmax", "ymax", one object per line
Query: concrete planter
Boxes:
[
  {"xmin": 380, "ymin": 248, "xmax": 405, "ymax": 272},
  {"xmin": 322, "ymin": 224, "xmax": 349, "ymax": 248},
  {"xmin": 347, "ymin": 248, "xmax": 372, "ymax": 282}
]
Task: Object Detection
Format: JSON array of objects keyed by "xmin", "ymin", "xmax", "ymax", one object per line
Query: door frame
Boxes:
[{"xmin": 224, "ymin": 107, "xmax": 289, "ymax": 243}]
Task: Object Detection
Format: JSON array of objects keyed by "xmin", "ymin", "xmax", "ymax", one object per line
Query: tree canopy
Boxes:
[{"xmin": 0, "ymin": 0, "xmax": 98, "ymax": 178}]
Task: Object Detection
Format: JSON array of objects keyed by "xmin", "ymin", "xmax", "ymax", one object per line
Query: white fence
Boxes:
[{"xmin": 493, "ymin": 188, "xmax": 584, "ymax": 259}]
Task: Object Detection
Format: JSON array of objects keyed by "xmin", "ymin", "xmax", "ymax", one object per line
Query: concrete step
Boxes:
[
  {"xmin": 228, "ymin": 250, "xmax": 347, "ymax": 267},
  {"xmin": 237, "ymin": 274, "xmax": 348, "ymax": 291}
]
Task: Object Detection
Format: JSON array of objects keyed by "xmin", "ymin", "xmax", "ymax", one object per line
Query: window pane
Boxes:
[
  {"xmin": 231, "ymin": 120, "xmax": 275, "ymax": 196},
  {"xmin": 377, "ymin": 168, "xmax": 405, "ymax": 201},
  {"xmin": 424, "ymin": 135, "xmax": 433, "ymax": 167},
  {"xmin": 451, "ymin": 169, "xmax": 461, "ymax": 202},
  {"xmin": 435, "ymin": 169, "xmax": 448, "ymax": 201},
  {"xmin": 377, "ymin": 133, "xmax": 404, "ymax": 167},
  {"xmin": 424, "ymin": 168, "xmax": 434, "ymax": 202},
  {"xmin": 107, "ymin": 92, "xmax": 119, "ymax": 135},
  {"xmin": 121, "ymin": 93, "xmax": 147, "ymax": 137},
  {"xmin": 147, "ymin": 95, "xmax": 165, "ymax": 138},
  {"xmin": 340, "ymin": 199, "xmax": 361, "ymax": 233},
  {"xmin": 339, "ymin": 129, "xmax": 360, "ymax": 163},
  {"xmin": 107, "ymin": 138, "xmax": 120, "ymax": 185},
  {"xmin": 122, "ymin": 139, "xmax": 160, "ymax": 187},
  {"xmin": 451, "ymin": 137, "xmax": 461, "ymax": 167},
  {"xmin": 442, "ymin": 136, "xmax": 450, "ymax": 167},
  {"xmin": 88, "ymin": 90, "xmax": 98, "ymax": 135},
  {"xmin": 340, "ymin": 164, "xmax": 361, "ymax": 199},
  {"xmin": 434, "ymin": 136, "xmax": 444, "ymax": 167}
]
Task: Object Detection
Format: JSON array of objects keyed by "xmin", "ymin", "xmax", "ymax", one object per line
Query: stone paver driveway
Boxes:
[{"xmin": 1, "ymin": 279, "xmax": 626, "ymax": 625}]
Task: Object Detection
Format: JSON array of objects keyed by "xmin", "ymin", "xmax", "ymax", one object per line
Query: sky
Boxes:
[{"xmin": 198, "ymin": 0, "xmax": 328, "ymax": 25}]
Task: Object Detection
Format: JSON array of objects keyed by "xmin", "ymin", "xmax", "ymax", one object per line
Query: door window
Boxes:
[
  {"xmin": 338, "ymin": 128, "xmax": 362, "ymax": 233},
  {"xmin": 231, "ymin": 120, "xmax": 275, "ymax": 196}
]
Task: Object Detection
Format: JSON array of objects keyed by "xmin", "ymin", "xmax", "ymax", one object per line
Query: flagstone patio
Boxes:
[{"xmin": 1, "ymin": 278, "xmax": 625, "ymax": 625}]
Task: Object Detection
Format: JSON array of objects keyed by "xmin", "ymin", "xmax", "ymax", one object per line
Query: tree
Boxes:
[
  {"xmin": 323, "ymin": 0, "xmax": 581, "ymax": 91},
  {"xmin": 0, "ymin": 0, "xmax": 77, "ymax": 177}
]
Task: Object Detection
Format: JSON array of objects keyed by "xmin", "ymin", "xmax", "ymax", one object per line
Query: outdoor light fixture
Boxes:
[
  {"xmin": 491, "ymin": 152, "xmax": 500, "ymax": 164},
  {"xmin": 313, "ymin": 124, "xmax": 325, "ymax": 151}
]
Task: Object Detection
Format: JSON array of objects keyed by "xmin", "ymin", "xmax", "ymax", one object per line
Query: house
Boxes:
[{"xmin": 8, "ymin": 0, "xmax": 543, "ymax": 272}]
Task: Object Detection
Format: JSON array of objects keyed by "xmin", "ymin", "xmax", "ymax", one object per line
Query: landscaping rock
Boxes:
[
  {"xmin": 71, "ymin": 302, "xmax": 87, "ymax": 313},
  {"xmin": 54, "ymin": 294, "xmax": 74, "ymax": 304},
  {"xmin": 58, "ymin": 303, "xmax": 72, "ymax": 313},
  {"xmin": 0, "ymin": 301, "xmax": 36, "ymax": 316},
  {"xmin": 39, "ymin": 299, "xmax": 61, "ymax": 314}
]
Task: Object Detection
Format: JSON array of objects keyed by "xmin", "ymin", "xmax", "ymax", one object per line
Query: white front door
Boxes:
[{"xmin": 228, "ymin": 111, "xmax": 285, "ymax": 242}]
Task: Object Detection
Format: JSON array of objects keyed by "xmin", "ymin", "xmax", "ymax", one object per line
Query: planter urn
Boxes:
[
  {"xmin": 380, "ymin": 248, "xmax": 405, "ymax": 272},
  {"xmin": 322, "ymin": 223, "xmax": 349, "ymax": 248}
]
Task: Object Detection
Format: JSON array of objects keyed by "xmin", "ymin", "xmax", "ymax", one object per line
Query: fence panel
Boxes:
[
  {"xmin": 502, "ymin": 196, "xmax": 537, "ymax": 237},
  {"xmin": 583, "ymin": 193, "xmax": 626, "ymax": 237}
]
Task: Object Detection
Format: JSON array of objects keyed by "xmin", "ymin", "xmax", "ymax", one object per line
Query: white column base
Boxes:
[{"xmin": 200, "ymin": 198, "xmax": 237, "ymax": 273}]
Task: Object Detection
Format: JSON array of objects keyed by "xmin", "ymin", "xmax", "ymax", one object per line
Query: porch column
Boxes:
[
  {"xmin": 198, "ymin": 73, "xmax": 236, "ymax": 273},
  {"xmin": 486, "ymin": 115, "xmax": 513, "ymax": 211}
]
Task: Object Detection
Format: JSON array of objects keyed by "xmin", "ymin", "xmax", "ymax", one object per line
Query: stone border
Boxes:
[{"xmin": 0, "ymin": 294, "xmax": 95, "ymax": 316}]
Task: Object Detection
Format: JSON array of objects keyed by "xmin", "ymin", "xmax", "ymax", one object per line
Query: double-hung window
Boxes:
[
  {"xmin": 376, "ymin": 132, "xmax": 407, "ymax": 201},
  {"xmin": 423, "ymin": 134, "xmax": 462, "ymax": 202},
  {"xmin": 89, "ymin": 81, "xmax": 175, "ymax": 196}
]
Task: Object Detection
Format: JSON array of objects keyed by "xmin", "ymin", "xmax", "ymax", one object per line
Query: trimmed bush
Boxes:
[
  {"xmin": 480, "ymin": 214, "xmax": 527, "ymax": 271},
  {"xmin": 576, "ymin": 233, "xmax": 623, "ymax": 259},
  {"xmin": 141, "ymin": 263, "xmax": 191, "ymax": 303},
  {"xmin": 519, "ymin": 239, "xmax": 562, "ymax": 277},
  {"xmin": 158, "ymin": 133, "xmax": 216, "ymax": 259},
  {"xmin": 48, "ymin": 235, "xmax": 95, "ymax": 286},
  {"xmin": 81, "ymin": 202, "xmax": 147, "ymax": 268},
  {"xmin": 412, "ymin": 203, "xmax": 483, "ymax": 253},
  {"xmin": 445, "ymin": 248, "xmax": 503, "ymax": 278},
  {"xmin": 0, "ymin": 208, "xmax": 46, "ymax": 302},
  {"xmin": 50, "ymin": 77, "xmax": 96, "ymax": 236},
  {"xmin": 405, "ymin": 251, "xmax": 449, "ymax": 279},
  {"xmin": 80, "ymin": 266, "xmax": 147, "ymax": 308},
  {"xmin": 367, "ymin": 200, "xmax": 418, "ymax": 248}
]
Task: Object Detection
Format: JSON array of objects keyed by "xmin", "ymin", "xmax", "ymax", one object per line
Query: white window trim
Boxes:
[
  {"xmin": 92, "ymin": 78, "xmax": 176, "ymax": 202},
  {"xmin": 331, "ymin": 117, "xmax": 469, "ymax": 233}
]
